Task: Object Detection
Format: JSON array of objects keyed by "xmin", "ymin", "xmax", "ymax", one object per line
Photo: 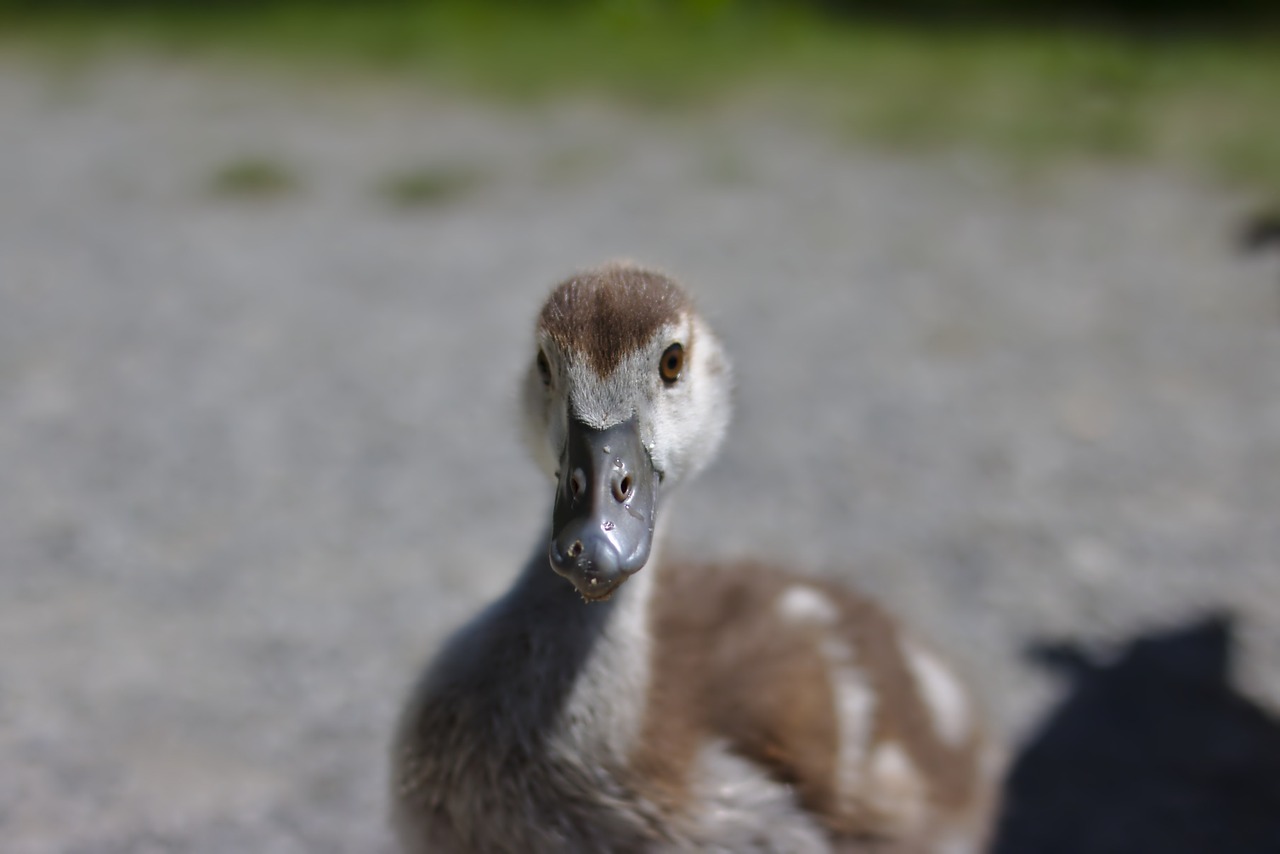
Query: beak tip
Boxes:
[{"xmin": 547, "ymin": 533, "xmax": 647, "ymax": 601}]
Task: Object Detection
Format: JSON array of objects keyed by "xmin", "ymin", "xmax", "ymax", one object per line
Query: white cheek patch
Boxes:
[
  {"xmin": 776, "ymin": 585, "xmax": 840, "ymax": 627},
  {"xmin": 901, "ymin": 638, "xmax": 971, "ymax": 748},
  {"xmin": 520, "ymin": 364, "xmax": 563, "ymax": 481},
  {"xmin": 672, "ymin": 315, "xmax": 731, "ymax": 480}
]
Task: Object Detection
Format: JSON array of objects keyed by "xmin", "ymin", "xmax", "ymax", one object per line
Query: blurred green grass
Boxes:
[
  {"xmin": 378, "ymin": 162, "xmax": 487, "ymax": 209},
  {"xmin": 3, "ymin": 1, "xmax": 1279, "ymax": 193},
  {"xmin": 209, "ymin": 156, "xmax": 300, "ymax": 199}
]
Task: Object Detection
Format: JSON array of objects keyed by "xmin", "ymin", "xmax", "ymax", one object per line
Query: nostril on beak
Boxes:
[
  {"xmin": 569, "ymin": 469, "xmax": 585, "ymax": 500},
  {"xmin": 612, "ymin": 474, "xmax": 633, "ymax": 503},
  {"xmin": 567, "ymin": 540, "xmax": 583, "ymax": 558}
]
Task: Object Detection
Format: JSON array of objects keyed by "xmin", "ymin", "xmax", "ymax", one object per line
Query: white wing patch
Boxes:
[
  {"xmin": 777, "ymin": 584, "xmax": 878, "ymax": 809},
  {"xmin": 867, "ymin": 740, "xmax": 928, "ymax": 832},
  {"xmin": 776, "ymin": 585, "xmax": 840, "ymax": 626},
  {"xmin": 901, "ymin": 638, "xmax": 971, "ymax": 748},
  {"xmin": 821, "ymin": 636, "xmax": 876, "ymax": 805}
]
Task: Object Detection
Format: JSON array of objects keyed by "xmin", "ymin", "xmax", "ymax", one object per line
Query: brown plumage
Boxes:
[
  {"xmin": 634, "ymin": 561, "xmax": 994, "ymax": 850},
  {"xmin": 539, "ymin": 263, "xmax": 690, "ymax": 375}
]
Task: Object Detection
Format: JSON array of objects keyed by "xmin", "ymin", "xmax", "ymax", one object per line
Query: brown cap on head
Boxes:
[{"xmin": 539, "ymin": 262, "xmax": 690, "ymax": 376}]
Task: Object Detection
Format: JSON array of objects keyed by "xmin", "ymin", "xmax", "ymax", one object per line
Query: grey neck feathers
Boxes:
[
  {"xmin": 405, "ymin": 525, "xmax": 658, "ymax": 766},
  {"xmin": 395, "ymin": 527, "xmax": 661, "ymax": 850}
]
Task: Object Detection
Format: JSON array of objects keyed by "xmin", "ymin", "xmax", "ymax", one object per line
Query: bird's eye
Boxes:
[
  {"xmin": 659, "ymin": 343, "xmax": 684, "ymax": 384},
  {"xmin": 536, "ymin": 350, "xmax": 552, "ymax": 387}
]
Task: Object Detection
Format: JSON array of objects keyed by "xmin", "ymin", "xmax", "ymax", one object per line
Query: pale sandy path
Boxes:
[{"xmin": 1, "ymin": 57, "xmax": 1277, "ymax": 853}]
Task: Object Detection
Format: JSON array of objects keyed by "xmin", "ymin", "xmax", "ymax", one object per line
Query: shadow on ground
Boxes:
[{"xmin": 993, "ymin": 614, "xmax": 1280, "ymax": 854}]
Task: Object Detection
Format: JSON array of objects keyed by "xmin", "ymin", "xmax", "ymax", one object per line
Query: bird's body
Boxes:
[{"xmin": 392, "ymin": 264, "xmax": 998, "ymax": 853}]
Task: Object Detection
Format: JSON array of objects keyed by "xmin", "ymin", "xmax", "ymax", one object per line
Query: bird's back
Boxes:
[{"xmin": 630, "ymin": 560, "xmax": 998, "ymax": 853}]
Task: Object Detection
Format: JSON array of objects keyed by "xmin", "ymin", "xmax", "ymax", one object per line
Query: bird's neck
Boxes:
[
  {"xmin": 506, "ymin": 526, "xmax": 660, "ymax": 766},
  {"xmin": 392, "ymin": 522, "xmax": 666, "ymax": 851}
]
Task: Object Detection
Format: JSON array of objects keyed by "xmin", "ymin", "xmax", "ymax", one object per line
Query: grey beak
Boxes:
[{"xmin": 548, "ymin": 416, "xmax": 658, "ymax": 601}]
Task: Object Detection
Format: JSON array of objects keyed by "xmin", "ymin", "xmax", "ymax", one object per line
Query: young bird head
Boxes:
[{"xmin": 522, "ymin": 263, "xmax": 732, "ymax": 601}]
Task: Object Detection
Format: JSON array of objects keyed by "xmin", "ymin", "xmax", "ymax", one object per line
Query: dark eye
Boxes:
[
  {"xmin": 536, "ymin": 349, "xmax": 552, "ymax": 387},
  {"xmin": 659, "ymin": 343, "xmax": 684, "ymax": 384}
]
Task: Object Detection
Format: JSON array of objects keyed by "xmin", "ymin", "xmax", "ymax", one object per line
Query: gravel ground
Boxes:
[{"xmin": 2, "ymin": 57, "xmax": 1278, "ymax": 853}]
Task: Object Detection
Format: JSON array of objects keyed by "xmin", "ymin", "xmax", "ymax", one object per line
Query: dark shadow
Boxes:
[
  {"xmin": 993, "ymin": 614, "xmax": 1280, "ymax": 854},
  {"xmin": 1, "ymin": 0, "xmax": 1278, "ymax": 36},
  {"xmin": 1239, "ymin": 210, "xmax": 1280, "ymax": 255},
  {"xmin": 811, "ymin": 0, "xmax": 1280, "ymax": 35}
]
